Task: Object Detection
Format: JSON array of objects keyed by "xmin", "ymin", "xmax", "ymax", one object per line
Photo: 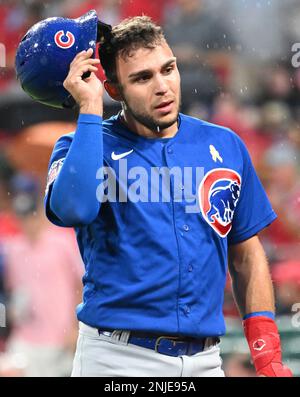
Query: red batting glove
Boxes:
[{"xmin": 243, "ymin": 316, "xmax": 293, "ymax": 377}]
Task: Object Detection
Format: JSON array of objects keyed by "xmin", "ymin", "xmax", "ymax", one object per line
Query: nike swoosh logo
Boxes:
[{"xmin": 111, "ymin": 149, "xmax": 134, "ymax": 160}]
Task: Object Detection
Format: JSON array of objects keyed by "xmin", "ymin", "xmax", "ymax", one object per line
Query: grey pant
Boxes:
[{"xmin": 71, "ymin": 322, "xmax": 225, "ymax": 377}]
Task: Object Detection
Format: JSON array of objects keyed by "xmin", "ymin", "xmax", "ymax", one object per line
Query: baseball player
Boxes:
[{"xmin": 16, "ymin": 11, "xmax": 292, "ymax": 377}]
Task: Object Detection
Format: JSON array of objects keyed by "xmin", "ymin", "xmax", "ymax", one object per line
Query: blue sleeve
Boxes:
[
  {"xmin": 44, "ymin": 114, "xmax": 103, "ymax": 227},
  {"xmin": 228, "ymin": 136, "xmax": 277, "ymax": 245}
]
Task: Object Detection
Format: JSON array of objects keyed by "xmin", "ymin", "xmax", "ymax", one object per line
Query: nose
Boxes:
[{"xmin": 154, "ymin": 74, "xmax": 168, "ymax": 95}]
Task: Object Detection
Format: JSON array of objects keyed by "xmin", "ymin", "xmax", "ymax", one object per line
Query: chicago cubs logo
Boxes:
[
  {"xmin": 54, "ymin": 30, "xmax": 75, "ymax": 49},
  {"xmin": 198, "ymin": 168, "xmax": 241, "ymax": 237}
]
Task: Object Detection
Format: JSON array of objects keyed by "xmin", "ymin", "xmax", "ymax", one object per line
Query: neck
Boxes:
[{"xmin": 120, "ymin": 110, "xmax": 178, "ymax": 139}]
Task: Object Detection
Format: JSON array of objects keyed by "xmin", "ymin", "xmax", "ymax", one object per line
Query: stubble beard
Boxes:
[{"xmin": 121, "ymin": 91, "xmax": 181, "ymax": 133}]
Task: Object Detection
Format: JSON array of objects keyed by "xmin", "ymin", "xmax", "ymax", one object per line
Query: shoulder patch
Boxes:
[
  {"xmin": 45, "ymin": 158, "xmax": 65, "ymax": 196},
  {"xmin": 199, "ymin": 168, "xmax": 241, "ymax": 237}
]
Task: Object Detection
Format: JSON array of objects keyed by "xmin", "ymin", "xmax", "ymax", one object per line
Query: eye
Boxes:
[
  {"xmin": 164, "ymin": 65, "xmax": 175, "ymax": 74},
  {"xmin": 134, "ymin": 74, "xmax": 151, "ymax": 83}
]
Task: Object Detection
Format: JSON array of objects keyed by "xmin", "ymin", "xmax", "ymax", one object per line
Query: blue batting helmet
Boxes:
[{"xmin": 15, "ymin": 10, "xmax": 111, "ymax": 109}]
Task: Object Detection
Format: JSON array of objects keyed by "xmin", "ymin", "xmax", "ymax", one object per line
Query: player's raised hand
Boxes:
[{"xmin": 63, "ymin": 48, "xmax": 103, "ymax": 116}]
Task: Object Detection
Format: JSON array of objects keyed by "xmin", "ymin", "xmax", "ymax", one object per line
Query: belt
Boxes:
[{"xmin": 98, "ymin": 329, "xmax": 220, "ymax": 357}]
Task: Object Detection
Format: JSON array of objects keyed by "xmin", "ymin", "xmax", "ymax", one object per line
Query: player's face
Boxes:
[{"xmin": 115, "ymin": 41, "xmax": 181, "ymax": 132}]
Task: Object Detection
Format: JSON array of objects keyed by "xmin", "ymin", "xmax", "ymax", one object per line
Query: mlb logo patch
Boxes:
[{"xmin": 45, "ymin": 158, "xmax": 65, "ymax": 195}]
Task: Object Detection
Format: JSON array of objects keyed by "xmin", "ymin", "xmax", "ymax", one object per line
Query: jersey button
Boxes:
[
  {"xmin": 188, "ymin": 265, "xmax": 193, "ymax": 272},
  {"xmin": 167, "ymin": 147, "xmax": 173, "ymax": 154},
  {"xmin": 183, "ymin": 224, "xmax": 189, "ymax": 232},
  {"xmin": 184, "ymin": 305, "xmax": 191, "ymax": 315}
]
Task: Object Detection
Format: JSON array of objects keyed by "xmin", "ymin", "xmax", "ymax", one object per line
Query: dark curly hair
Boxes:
[{"xmin": 99, "ymin": 16, "xmax": 165, "ymax": 84}]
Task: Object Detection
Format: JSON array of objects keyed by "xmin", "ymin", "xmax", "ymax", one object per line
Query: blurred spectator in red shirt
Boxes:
[
  {"xmin": 0, "ymin": 174, "xmax": 83, "ymax": 376},
  {"xmin": 60, "ymin": 0, "xmax": 173, "ymax": 24},
  {"xmin": 287, "ymin": 123, "xmax": 300, "ymax": 166},
  {"xmin": 0, "ymin": 1, "xmax": 46, "ymax": 92},
  {"xmin": 120, "ymin": 0, "xmax": 173, "ymax": 24},
  {"xmin": 262, "ymin": 141, "xmax": 300, "ymax": 261},
  {"xmin": 256, "ymin": 63, "xmax": 299, "ymax": 118},
  {"xmin": 0, "ymin": 152, "xmax": 20, "ymax": 238},
  {"xmin": 60, "ymin": 0, "xmax": 120, "ymax": 25},
  {"xmin": 210, "ymin": 94, "xmax": 273, "ymax": 168}
]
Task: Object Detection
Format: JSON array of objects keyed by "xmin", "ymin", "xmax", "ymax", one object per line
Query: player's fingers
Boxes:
[
  {"xmin": 64, "ymin": 64, "xmax": 99, "ymax": 87},
  {"xmin": 70, "ymin": 57, "xmax": 100, "ymax": 74},
  {"xmin": 72, "ymin": 58, "xmax": 100, "ymax": 68},
  {"xmin": 65, "ymin": 59, "xmax": 99, "ymax": 89},
  {"xmin": 70, "ymin": 50, "xmax": 87, "ymax": 66},
  {"xmin": 84, "ymin": 72, "xmax": 100, "ymax": 81},
  {"xmin": 75, "ymin": 64, "xmax": 99, "ymax": 77},
  {"xmin": 76, "ymin": 48, "xmax": 93, "ymax": 60},
  {"xmin": 70, "ymin": 48, "xmax": 95, "ymax": 66},
  {"xmin": 85, "ymin": 48, "xmax": 94, "ymax": 57},
  {"xmin": 68, "ymin": 60, "xmax": 99, "ymax": 78}
]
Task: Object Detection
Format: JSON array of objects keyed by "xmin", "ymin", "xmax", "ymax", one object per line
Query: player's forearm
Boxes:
[
  {"xmin": 228, "ymin": 235, "xmax": 275, "ymax": 317},
  {"xmin": 229, "ymin": 237, "xmax": 292, "ymax": 377},
  {"xmin": 50, "ymin": 114, "xmax": 102, "ymax": 225}
]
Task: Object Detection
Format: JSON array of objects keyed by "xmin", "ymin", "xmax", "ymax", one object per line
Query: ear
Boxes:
[{"xmin": 104, "ymin": 80, "xmax": 122, "ymax": 101}]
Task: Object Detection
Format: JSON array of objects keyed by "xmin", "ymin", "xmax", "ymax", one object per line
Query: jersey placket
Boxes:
[{"xmin": 163, "ymin": 141, "xmax": 195, "ymax": 335}]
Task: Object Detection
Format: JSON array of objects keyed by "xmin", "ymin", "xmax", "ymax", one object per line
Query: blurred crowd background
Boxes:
[{"xmin": 0, "ymin": 0, "xmax": 299, "ymax": 377}]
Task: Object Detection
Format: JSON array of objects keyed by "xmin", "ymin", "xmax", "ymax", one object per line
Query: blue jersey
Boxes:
[{"xmin": 45, "ymin": 113, "xmax": 276, "ymax": 338}]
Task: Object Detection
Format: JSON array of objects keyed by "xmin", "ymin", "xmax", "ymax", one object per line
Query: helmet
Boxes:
[{"xmin": 15, "ymin": 10, "xmax": 111, "ymax": 109}]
